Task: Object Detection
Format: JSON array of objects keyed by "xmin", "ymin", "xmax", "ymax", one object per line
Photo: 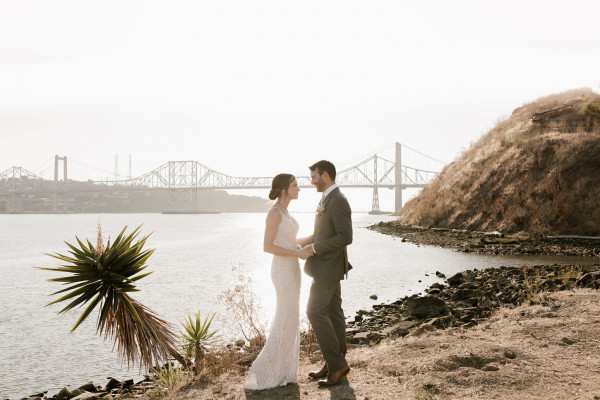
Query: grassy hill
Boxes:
[{"xmin": 399, "ymin": 88, "xmax": 600, "ymax": 235}]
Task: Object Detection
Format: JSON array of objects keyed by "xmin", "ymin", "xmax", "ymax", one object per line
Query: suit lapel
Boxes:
[
  {"xmin": 321, "ymin": 187, "xmax": 339, "ymax": 209},
  {"xmin": 314, "ymin": 187, "xmax": 338, "ymax": 229}
]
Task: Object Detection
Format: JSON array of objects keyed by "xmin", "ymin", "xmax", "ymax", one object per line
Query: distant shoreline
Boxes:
[{"xmin": 369, "ymin": 221, "xmax": 600, "ymax": 257}]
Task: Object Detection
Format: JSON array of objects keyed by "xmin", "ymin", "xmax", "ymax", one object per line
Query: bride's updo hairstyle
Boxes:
[{"xmin": 269, "ymin": 173, "xmax": 295, "ymax": 200}]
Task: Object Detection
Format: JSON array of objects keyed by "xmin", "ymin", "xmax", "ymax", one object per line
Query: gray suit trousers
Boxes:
[{"xmin": 306, "ymin": 280, "xmax": 348, "ymax": 372}]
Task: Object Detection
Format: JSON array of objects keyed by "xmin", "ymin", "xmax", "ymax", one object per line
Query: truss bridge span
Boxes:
[{"xmin": 1, "ymin": 143, "xmax": 442, "ymax": 213}]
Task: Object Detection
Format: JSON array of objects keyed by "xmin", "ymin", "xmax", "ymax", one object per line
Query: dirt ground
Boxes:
[{"xmin": 167, "ymin": 289, "xmax": 600, "ymax": 400}]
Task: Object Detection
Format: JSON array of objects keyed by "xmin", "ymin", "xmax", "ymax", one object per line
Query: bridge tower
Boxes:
[
  {"xmin": 53, "ymin": 155, "xmax": 67, "ymax": 212},
  {"xmin": 167, "ymin": 161, "xmax": 199, "ymax": 211},
  {"xmin": 371, "ymin": 154, "xmax": 380, "ymax": 212},
  {"xmin": 54, "ymin": 155, "xmax": 67, "ymax": 182},
  {"xmin": 395, "ymin": 142, "xmax": 402, "ymax": 213}
]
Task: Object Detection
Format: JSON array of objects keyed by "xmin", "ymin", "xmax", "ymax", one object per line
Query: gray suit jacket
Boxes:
[{"xmin": 301, "ymin": 187, "xmax": 353, "ymax": 281}]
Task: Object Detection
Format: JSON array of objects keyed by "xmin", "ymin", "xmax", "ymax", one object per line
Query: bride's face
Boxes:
[{"xmin": 286, "ymin": 179, "xmax": 300, "ymax": 200}]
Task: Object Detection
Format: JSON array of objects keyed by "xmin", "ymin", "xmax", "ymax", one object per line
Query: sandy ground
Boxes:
[{"xmin": 166, "ymin": 289, "xmax": 600, "ymax": 400}]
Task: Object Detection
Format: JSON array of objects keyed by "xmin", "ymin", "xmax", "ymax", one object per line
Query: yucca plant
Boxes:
[
  {"xmin": 38, "ymin": 224, "xmax": 185, "ymax": 369},
  {"xmin": 180, "ymin": 311, "xmax": 220, "ymax": 375}
]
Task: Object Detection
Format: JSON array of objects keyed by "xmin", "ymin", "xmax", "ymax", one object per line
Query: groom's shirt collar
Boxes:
[{"xmin": 321, "ymin": 184, "xmax": 338, "ymax": 201}]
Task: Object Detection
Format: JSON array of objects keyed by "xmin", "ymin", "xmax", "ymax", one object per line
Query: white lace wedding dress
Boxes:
[{"xmin": 245, "ymin": 209, "xmax": 301, "ymax": 390}]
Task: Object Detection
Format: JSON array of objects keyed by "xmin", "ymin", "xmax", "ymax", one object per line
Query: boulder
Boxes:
[
  {"xmin": 78, "ymin": 382, "xmax": 97, "ymax": 392},
  {"xmin": 380, "ymin": 321, "xmax": 419, "ymax": 337},
  {"xmin": 405, "ymin": 296, "xmax": 449, "ymax": 319},
  {"xmin": 55, "ymin": 387, "xmax": 73, "ymax": 400},
  {"xmin": 447, "ymin": 272, "xmax": 464, "ymax": 286},
  {"xmin": 69, "ymin": 389, "xmax": 86, "ymax": 397},
  {"xmin": 105, "ymin": 378, "xmax": 121, "ymax": 391},
  {"xmin": 347, "ymin": 331, "xmax": 370, "ymax": 344}
]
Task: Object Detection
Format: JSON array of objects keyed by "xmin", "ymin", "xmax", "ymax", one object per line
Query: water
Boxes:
[{"xmin": 0, "ymin": 213, "xmax": 597, "ymax": 399}]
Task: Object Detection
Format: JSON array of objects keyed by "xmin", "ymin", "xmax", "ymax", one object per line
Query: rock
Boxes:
[
  {"xmin": 122, "ymin": 379, "xmax": 134, "ymax": 389},
  {"xmin": 370, "ymin": 294, "xmax": 378, "ymax": 300},
  {"xmin": 482, "ymin": 364, "xmax": 500, "ymax": 371},
  {"xmin": 504, "ymin": 350, "xmax": 517, "ymax": 359},
  {"xmin": 451, "ymin": 289, "xmax": 475, "ymax": 301},
  {"xmin": 78, "ymin": 383, "xmax": 97, "ymax": 392},
  {"xmin": 380, "ymin": 321, "xmax": 419, "ymax": 337},
  {"xmin": 428, "ymin": 316, "xmax": 454, "ymax": 329},
  {"xmin": 70, "ymin": 389, "xmax": 87, "ymax": 397},
  {"xmin": 561, "ymin": 337, "xmax": 577, "ymax": 345},
  {"xmin": 55, "ymin": 387, "xmax": 73, "ymax": 400},
  {"xmin": 347, "ymin": 331, "xmax": 371, "ymax": 344},
  {"xmin": 435, "ymin": 271, "xmax": 446, "ymax": 278},
  {"xmin": 366, "ymin": 332, "xmax": 385, "ymax": 343},
  {"xmin": 105, "ymin": 378, "xmax": 121, "ymax": 391},
  {"xmin": 410, "ymin": 324, "xmax": 435, "ymax": 336},
  {"xmin": 447, "ymin": 272, "xmax": 464, "ymax": 286},
  {"xmin": 71, "ymin": 392, "xmax": 99, "ymax": 400},
  {"xmin": 405, "ymin": 296, "xmax": 449, "ymax": 319}
]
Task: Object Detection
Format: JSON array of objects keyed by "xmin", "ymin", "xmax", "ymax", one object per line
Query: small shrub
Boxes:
[
  {"xmin": 217, "ymin": 265, "xmax": 267, "ymax": 351},
  {"xmin": 180, "ymin": 311, "xmax": 220, "ymax": 376},
  {"xmin": 152, "ymin": 362, "xmax": 190, "ymax": 391},
  {"xmin": 580, "ymin": 101, "xmax": 600, "ymax": 131},
  {"xmin": 300, "ymin": 318, "xmax": 318, "ymax": 357}
]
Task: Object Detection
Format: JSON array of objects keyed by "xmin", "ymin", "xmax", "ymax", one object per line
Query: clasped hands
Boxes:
[{"xmin": 297, "ymin": 245, "xmax": 314, "ymax": 260}]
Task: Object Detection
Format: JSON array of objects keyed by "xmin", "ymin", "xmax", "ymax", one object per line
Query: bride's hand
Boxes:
[{"xmin": 297, "ymin": 246, "xmax": 314, "ymax": 260}]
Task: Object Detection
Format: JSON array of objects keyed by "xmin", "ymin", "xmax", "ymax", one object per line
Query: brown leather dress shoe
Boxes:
[
  {"xmin": 317, "ymin": 365, "xmax": 350, "ymax": 386},
  {"xmin": 308, "ymin": 363, "xmax": 328, "ymax": 379}
]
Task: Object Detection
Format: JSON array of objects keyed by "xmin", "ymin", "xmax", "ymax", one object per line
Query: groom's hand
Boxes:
[{"xmin": 298, "ymin": 245, "xmax": 315, "ymax": 260}]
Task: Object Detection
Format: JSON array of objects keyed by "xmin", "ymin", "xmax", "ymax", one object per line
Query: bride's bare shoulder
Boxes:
[{"xmin": 266, "ymin": 206, "xmax": 283, "ymax": 221}]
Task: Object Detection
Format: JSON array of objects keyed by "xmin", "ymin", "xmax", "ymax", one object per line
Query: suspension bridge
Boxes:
[{"xmin": 0, "ymin": 143, "xmax": 443, "ymax": 214}]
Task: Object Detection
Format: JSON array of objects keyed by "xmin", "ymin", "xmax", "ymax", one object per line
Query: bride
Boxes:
[{"xmin": 245, "ymin": 173, "xmax": 312, "ymax": 390}]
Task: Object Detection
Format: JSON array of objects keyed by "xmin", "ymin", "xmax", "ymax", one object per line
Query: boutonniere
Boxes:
[{"xmin": 316, "ymin": 202, "xmax": 325, "ymax": 215}]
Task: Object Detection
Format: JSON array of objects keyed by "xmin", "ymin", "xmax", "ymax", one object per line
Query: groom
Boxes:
[{"xmin": 299, "ymin": 160, "xmax": 352, "ymax": 386}]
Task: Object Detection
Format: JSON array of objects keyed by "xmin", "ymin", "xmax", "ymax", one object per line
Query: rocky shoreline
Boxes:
[
  {"xmin": 14, "ymin": 376, "xmax": 160, "ymax": 400},
  {"xmin": 369, "ymin": 221, "xmax": 600, "ymax": 257},
  {"xmin": 17, "ymin": 263, "xmax": 600, "ymax": 400},
  {"xmin": 345, "ymin": 263, "xmax": 600, "ymax": 346}
]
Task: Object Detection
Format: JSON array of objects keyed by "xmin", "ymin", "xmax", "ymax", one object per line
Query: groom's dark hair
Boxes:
[{"xmin": 309, "ymin": 160, "xmax": 336, "ymax": 181}]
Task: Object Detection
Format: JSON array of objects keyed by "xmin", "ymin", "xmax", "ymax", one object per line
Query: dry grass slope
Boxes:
[
  {"xmin": 162, "ymin": 290, "xmax": 600, "ymax": 400},
  {"xmin": 400, "ymin": 88, "xmax": 600, "ymax": 235}
]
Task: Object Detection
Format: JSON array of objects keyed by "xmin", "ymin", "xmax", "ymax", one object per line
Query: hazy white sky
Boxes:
[{"xmin": 1, "ymin": 0, "xmax": 599, "ymax": 209}]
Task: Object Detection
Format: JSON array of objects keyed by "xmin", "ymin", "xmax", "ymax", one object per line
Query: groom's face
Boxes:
[{"xmin": 310, "ymin": 170, "xmax": 326, "ymax": 192}]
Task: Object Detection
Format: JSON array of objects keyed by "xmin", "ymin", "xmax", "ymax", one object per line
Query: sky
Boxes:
[{"xmin": 1, "ymin": 0, "xmax": 599, "ymax": 211}]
